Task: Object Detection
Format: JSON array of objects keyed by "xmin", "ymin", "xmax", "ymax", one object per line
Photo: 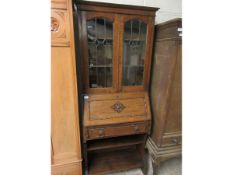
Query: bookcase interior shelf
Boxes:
[{"xmin": 87, "ymin": 134, "xmax": 145, "ymax": 152}]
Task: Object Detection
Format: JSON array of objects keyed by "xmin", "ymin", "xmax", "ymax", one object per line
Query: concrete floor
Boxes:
[
  {"xmin": 107, "ymin": 157, "xmax": 182, "ymax": 175},
  {"xmin": 155, "ymin": 157, "xmax": 182, "ymax": 175}
]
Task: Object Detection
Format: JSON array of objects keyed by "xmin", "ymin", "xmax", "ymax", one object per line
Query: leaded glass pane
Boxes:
[
  {"xmin": 87, "ymin": 18, "xmax": 113, "ymax": 88},
  {"xmin": 122, "ymin": 19, "xmax": 147, "ymax": 86}
]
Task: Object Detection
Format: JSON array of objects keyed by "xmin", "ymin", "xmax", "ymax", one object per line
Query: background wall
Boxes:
[{"xmin": 82, "ymin": 0, "xmax": 182, "ymax": 24}]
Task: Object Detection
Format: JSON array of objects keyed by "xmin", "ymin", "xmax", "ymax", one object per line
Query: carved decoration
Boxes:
[
  {"xmin": 111, "ymin": 102, "xmax": 126, "ymax": 113},
  {"xmin": 51, "ymin": 17, "xmax": 59, "ymax": 32},
  {"xmin": 51, "ymin": 9, "xmax": 70, "ymax": 46}
]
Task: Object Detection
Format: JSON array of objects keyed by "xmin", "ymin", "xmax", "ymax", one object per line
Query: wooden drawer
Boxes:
[
  {"xmin": 87, "ymin": 123, "xmax": 148, "ymax": 140},
  {"xmin": 51, "ymin": 9, "xmax": 70, "ymax": 46},
  {"xmin": 161, "ymin": 136, "xmax": 181, "ymax": 147}
]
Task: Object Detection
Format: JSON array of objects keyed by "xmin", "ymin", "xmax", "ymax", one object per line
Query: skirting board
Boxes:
[
  {"xmin": 146, "ymin": 137, "xmax": 181, "ymax": 166},
  {"xmin": 52, "ymin": 160, "xmax": 82, "ymax": 175}
]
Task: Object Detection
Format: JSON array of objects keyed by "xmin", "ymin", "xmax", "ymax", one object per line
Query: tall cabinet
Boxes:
[
  {"xmin": 51, "ymin": 0, "xmax": 82, "ymax": 174},
  {"xmin": 147, "ymin": 18, "xmax": 182, "ymax": 167},
  {"xmin": 75, "ymin": 1, "xmax": 158, "ymax": 174}
]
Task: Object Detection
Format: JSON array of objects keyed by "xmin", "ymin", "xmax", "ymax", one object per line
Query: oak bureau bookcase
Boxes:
[{"xmin": 74, "ymin": 1, "xmax": 159, "ymax": 174}]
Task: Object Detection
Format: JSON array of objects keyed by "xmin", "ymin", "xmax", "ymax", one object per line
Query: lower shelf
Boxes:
[
  {"xmin": 88, "ymin": 148, "xmax": 142, "ymax": 175},
  {"xmin": 87, "ymin": 134, "xmax": 145, "ymax": 152}
]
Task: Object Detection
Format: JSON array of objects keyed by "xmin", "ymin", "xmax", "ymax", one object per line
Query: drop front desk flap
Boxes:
[{"xmin": 83, "ymin": 92, "xmax": 151, "ymax": 142}]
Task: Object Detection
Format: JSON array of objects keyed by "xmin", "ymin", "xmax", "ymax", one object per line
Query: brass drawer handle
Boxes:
[
  {"xmin": 171, "ymin": 138, "xmax": 178, "ymax": 144},
  {"xmin": 98, "ymin": 129, "xmax": 105, "ymax": 138},
  {"xmin": 134, "ymin": 125, "xmax": 140, "ymax": 133}
]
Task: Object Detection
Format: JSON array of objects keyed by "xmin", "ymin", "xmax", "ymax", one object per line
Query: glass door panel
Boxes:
[
  {"xmin": 122, "ymin": 19, "xmax": 147, "ymax": 86},
  {"xmin": 87, "ymin": 18, "xmax": 113, "ymax": 88}
]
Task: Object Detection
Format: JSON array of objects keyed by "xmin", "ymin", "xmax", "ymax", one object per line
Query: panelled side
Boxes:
[{"xmin": 51, "ymin": 0, "xmax": 82, "ymax": 174}]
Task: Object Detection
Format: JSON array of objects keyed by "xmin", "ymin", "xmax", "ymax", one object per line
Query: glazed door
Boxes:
[
  {"xmin": 81, "ymin": 12, "xmax": 119, "ymax": 93},
  {"xmin": 119, "ymin": 15, "xmax": 154, "ymax": 92}
]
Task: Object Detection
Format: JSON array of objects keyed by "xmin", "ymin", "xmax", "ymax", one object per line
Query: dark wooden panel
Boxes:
[
  {"xmin": 149, "ymin": 18, "xmax": 182, "ymax": 166},
  {"xmin": 156, "ymin": 18, "xmax": 182, "ymax": 40},
  {"xmin": 87, "ymin": 135, "xmax": 145, "ymax": 151},
  {"xmin": 165, "ymin": 42, "xmax": 182, "ymax": 134},
  {"xmin": 150, "ymin": 39, "xmax": 178, "ymax": 144},
  {"xmin": 76, "ymin": 1, "xmax": 159, "ymax": 17},
  {"xmin": 88, "ymin": 148, "xmax": 142, "ymax": 175}
]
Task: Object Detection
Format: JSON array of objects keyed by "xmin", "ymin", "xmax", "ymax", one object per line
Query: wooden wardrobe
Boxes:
[
  {"xmin": 147, "ymin": 18, "xmax": 182, "ymax": 167},
  {"xmin": 51, "ymin": 0, "xmax": 82, "ymax": 174}
]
